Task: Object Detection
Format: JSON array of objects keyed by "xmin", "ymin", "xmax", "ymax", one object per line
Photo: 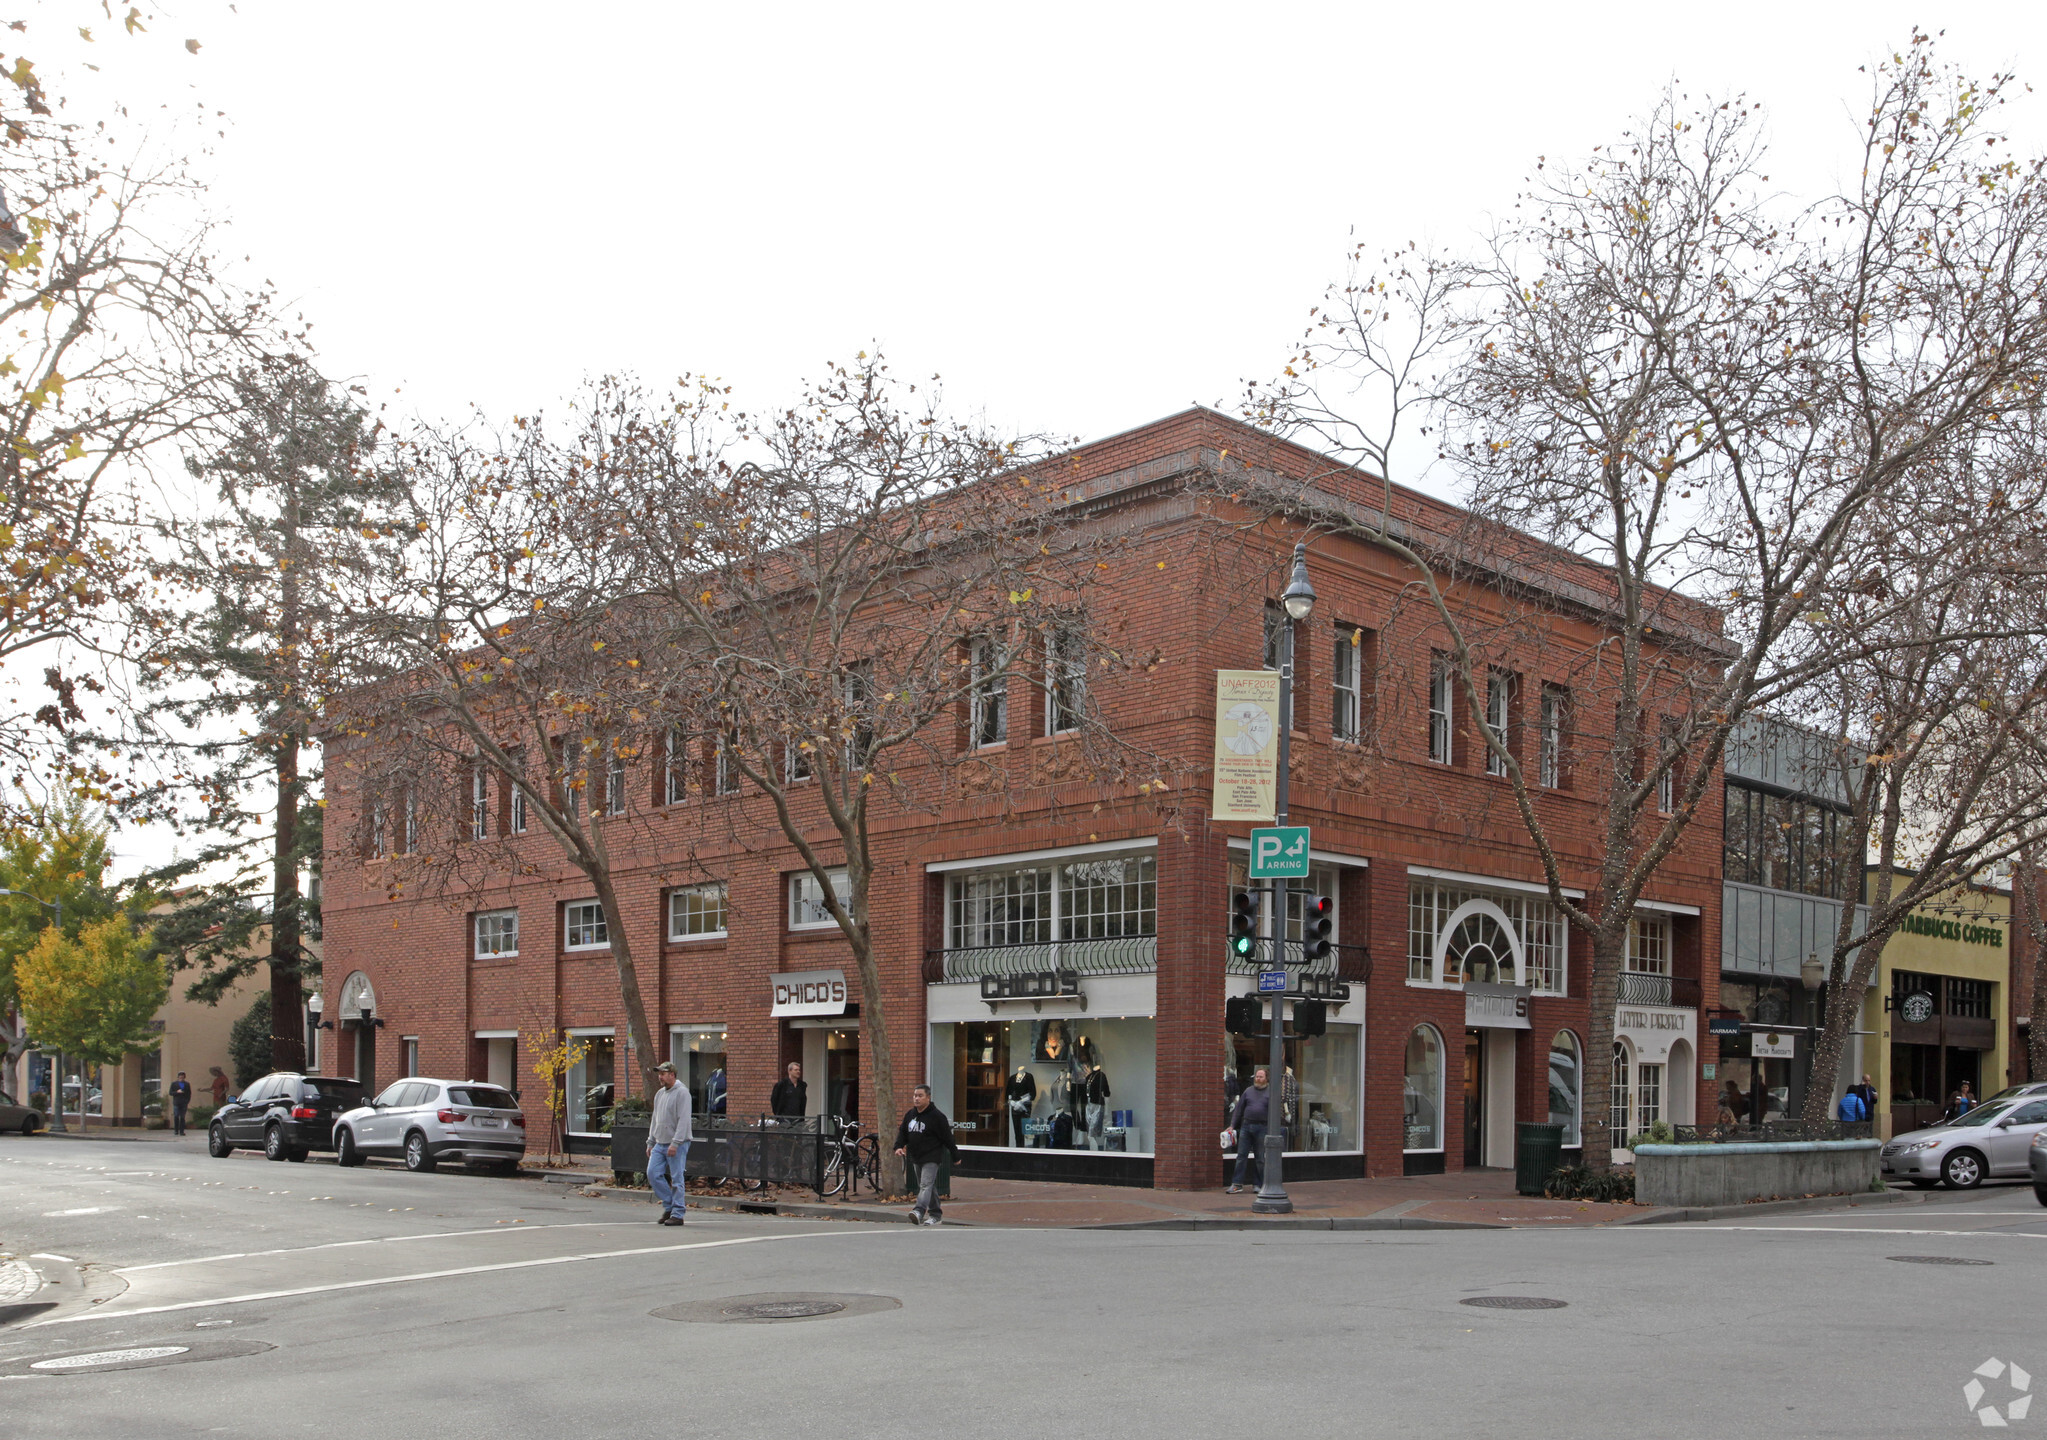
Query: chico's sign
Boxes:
[{"xmin": 771, "ymin": 969, "xmax": 849, "ymax": 1017}]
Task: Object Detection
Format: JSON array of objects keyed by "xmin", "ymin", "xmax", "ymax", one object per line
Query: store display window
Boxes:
[
  {"xmin": 930, "ymin": 1016, "xmax": 1155, "ymax": 1154},
  {"xmin": 1404, "ymin": 1024, "xmax": 1444, "ymax": 1153},
  {"xmin": 670, "ymin": 1025, "xmax": 727, "ymax": 1117},
  {"xmin": 1223, "ymin": 1024, "xmax": 1362, "ymax": 1152},
  {"xmin": 1548, "ymin": 1030, "xmax": 1582, "ymax": 1146}
]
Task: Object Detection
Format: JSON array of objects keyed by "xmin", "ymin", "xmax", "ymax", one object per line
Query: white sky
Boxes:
[{"xmin": 24, "ymin": 0, "xmax": 2046, "ymax": 876}]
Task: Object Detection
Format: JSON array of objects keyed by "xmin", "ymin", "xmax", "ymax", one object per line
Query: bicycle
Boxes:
[{"xmin": 822, "ymin": 1118, "xmax": 882, "ymax": 1198}]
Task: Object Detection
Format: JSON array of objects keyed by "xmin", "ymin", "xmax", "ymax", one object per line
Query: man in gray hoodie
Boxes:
[{"xmin": 648, "ymin": 1061, "xmax": 694, "ymax": 1225}]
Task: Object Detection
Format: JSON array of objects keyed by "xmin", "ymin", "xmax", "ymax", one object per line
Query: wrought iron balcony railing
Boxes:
[
  {"xmin": 1225, "ymin": 938, "xmax": 1372, "ymax": 984},
  {"xmin": 923, "ymin": 935, "xmax": 1157, "ymax": 984},
  {"xmin": 1617, "ymin": 971, "xmax": 1702, "ymax": 1008}
]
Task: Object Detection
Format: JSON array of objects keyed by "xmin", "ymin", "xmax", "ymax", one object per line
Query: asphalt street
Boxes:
[{"xmin": 4, "ymin": 1134, "xmax": 2045, "ymax": 1440}]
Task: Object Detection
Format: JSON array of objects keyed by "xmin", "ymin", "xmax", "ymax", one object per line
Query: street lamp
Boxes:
[
  {"xmin": 1255, "ymin": 543, "xmax": 1316, "ymax": 1216},
  {"xmin": 0, "ymin": 887, "xmax": 65, "ymax": 1133}
]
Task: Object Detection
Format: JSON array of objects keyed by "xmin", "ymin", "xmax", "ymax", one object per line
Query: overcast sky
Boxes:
[{"xmin": 33, "ymin": 1, "xmax": 2047, "ymax": 876}]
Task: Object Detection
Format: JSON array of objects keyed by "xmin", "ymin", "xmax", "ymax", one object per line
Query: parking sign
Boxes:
[{"xmin": 1248, "ymin": 826, "xmax": 1310, "ymax": 879}]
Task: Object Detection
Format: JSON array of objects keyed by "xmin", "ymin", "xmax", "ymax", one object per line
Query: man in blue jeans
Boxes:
[
  {"xmin": 1226, "ymin": 1067, "xmax": 1271, "ymax": 1194},
  {"xmin": 647, "ymin": 1061, "xmax": 693, "ymax": 1226}
]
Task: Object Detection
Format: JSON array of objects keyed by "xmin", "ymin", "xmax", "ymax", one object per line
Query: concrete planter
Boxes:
[{"xmin": 1633, "ymin": 1140, "xmax": 1880, "ymax": 1208}]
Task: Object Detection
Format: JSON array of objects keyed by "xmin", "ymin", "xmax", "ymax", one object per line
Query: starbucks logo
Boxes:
[{"xmin": 1901, "ymin": 991, "xmax": 1935, "ymax": 1024}]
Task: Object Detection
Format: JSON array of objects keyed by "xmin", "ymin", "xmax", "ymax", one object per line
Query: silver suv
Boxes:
[{"xmin": 334, "ymin": 1077, "xmax": 525, "ymax": 1174}]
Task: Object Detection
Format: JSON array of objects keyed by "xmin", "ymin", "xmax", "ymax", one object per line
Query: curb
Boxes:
[
  {"xmin": 1083, "ymin": 1215, "xmax": 1508, "ymax": 1232},
  {"xmin": 1619, "ymin": 1186, "xmax": 1923, "ymax": 1225},
  {"xmin": 570, "ymin": 1183, "xmax": 923, "ymax": 1225}
]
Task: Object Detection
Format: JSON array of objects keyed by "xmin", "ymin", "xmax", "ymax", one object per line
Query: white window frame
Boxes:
[
  {"xmin": 470, "ymin": 765, "xmax": 490, "ymax": 840},
  {"xmin": 788, "ymin": 868, "xmax": 851, "ymax": 930},
  {"xmin": 474, "ymin": 908, "xmax": 519, "ymax": 959},
  {"xmin": 1428, "ymin": 654, "xmax": 1452, "ymax": 764},
  {"xmin": 1046, "ymin": 627, "xmax": 1086, "ymax": 735},
  {"xmin": 510, "ymin": 781, "xmax": 528, "ymax": 834},
  {"xmin": 1332, "ymin": 626, "xmax": 1362, "ymax": 743},
  {"xmin": 370, "ymin": 800, "xmax": 388, "ymax": 859},
  {"xmin": 401, "ymin": 789, "xmax": 419, "ymax": 855},
  {"xmin": 1611, "ymin": 1041, "xmax": 1632, "ymax": 1150},
  {"xmin": 1626, "ymin": 915, "xmax": 1671, "ymax": 975},
  {"xmin": 1636, "ymin": 1062, "xmax": 1663, "ymax": 1132},
  {"xmin": 949, "ymin": 850, "xmax": 1157, "ymax": 951},
  {"xmin": 970, "ymin": 637, "xmax": 1007, "ymax": 748},
  {"xmin": 564, "ymin": 899, "xmax": 610, "ymax": 951},
  {"xmin": 1484, "ymin": 671, "xmax": 1511, "ymax": 777},
  {"xmin": 1407, "ymin": 878, "xmax": 1567, "ymax": 995},
  {"xmin": 1539, "ymin": 687, "xmax": 1563, "ymax": 789},
  {"xmin": 401, "ymin": 1036, "xmax": 420, "ymax": 1077},
  {"xmin": 786, "ymin": 741, "xmax": 813, "ymax": 784},
  {"xmin": 668, "ymin": 883, "xmax": 729, "ymax": 941},
  {"xmin": 714, "ymin": 736, "xmax": 740, "ymax": 795},
  {"xmin": 605, "ymin": 754, "xmax": 627, "ymax": 816},
  {"xmin": 665, "ymin": 727, "xmax": 691, "ymax": 805}
]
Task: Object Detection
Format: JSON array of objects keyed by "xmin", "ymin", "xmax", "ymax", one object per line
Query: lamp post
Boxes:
[
  {"xmin": 0, "ymin": 887, "xmax": 65, "ymax": 1132},
  {"xmin": 306, "ymin": 992, "xmax": 323, "ymax": 1073},
  {"xmin": 1254, "ymin": 543, "xmax": 1316, "ymax": 1216}
]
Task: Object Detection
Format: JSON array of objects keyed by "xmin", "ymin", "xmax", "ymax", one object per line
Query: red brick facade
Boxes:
[{"xmin": 319, "ymin": 409, "xmax": 1724, "ymax": 1188}]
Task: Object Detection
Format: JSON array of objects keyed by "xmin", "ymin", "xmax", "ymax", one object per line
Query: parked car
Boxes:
[
  {"xmin": 208, "ymin": 1072, "xmax": 366, "ymax": 1162},
  {"xmin": 1983, "ymin": 1081, "xmax": 2047, "ymax": 1105},
  {"xmin": 2032, "ymin": 1130, "xmax": 2047, "ymax": 1207},
  {"xmin": 334, "ymin": 1077, "xmax": 525, "ymax": 1174},
  {"xmin": 0, "ymin": 1087, "xmax": 44, "ymax": 1135},
  {"xmin": 1882, "ymin": 1096, "xmax": 2047, "ymax": 1188}
]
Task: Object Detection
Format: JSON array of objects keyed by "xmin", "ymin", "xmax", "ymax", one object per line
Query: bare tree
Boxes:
[{"xmin": 1235, "ymin": 38, "xmax": 2047, "ymax": 1166}]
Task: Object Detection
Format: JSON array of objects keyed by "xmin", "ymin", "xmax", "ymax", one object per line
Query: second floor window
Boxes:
[
  {"xmin": 564, "ymin": 900, "xmax": 608, "ymax": 951},
  {"xmin": 1428, "ymin": 653, "xmax": 1453, "ymax": 764},
  {"xmin": 714, "ymin": 736, "xmax": 740, "ymax": 795},
  {"xmin": 1332, "ymin": 626, "xmax": 1363, "ymax": 743},
  {"xmin": 666, "ymin": 727, "xmax": 691, "ymax": 805},
  {"xmin": 947, "ymin": 853, "xmax": 1156, "ymax": 949},
  {"xmin": 1626, "ymin": 915, "xmax": 1670, "ymax": 975},
  {"xmin": 470, "ymin": 766, "xmax": 490, "ymax": 840},
  {"xmin": 668, "ymin": 883, "xmax": 728, "ymax": 940},
  {"xmin": 1046, "ymin": 628, "xmax": 1085, "ymax": 734},
  {"xmin": 790, "ymin": 868, "xmax": 852, "ymax": 929},
  {"xmin": 1539, "ymin": 686, "xmax": 1567, "ymax": 789},
  {"xmin": 970, "ymin": 638, "xmax": 1007, "ymax": 747},
  {"xmin": 510, "ymin": 781, "xmax": 528, "ymax": 834},
  {"xmin": 474, "ymin": 909, "xmax": 518, "ymax": 958},
  {"xmin": 605, "ymin": 755, "xmax": 627, "ymax": 816},
  {"xmin": 1485, "ymin": 671, "xmax": 1511, "ymax": 777}
]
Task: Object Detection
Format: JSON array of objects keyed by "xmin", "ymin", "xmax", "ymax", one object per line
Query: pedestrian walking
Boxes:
[
  {"xmin": 168, "ymin": 1072, "xmax": 193, "ymax": 1136},
  {"xmin": 1225, "ymin": 1067, "xmax": 1271, "ymax": 1194},
  {"xmin": 771, "ymin": 1061, "xmax": 807, "ymax": 1119},
  {"xmin": 892, "ymin": 1084, "xmax": 958, "ymax": 1226},
  {"xmin": 1847, "ymin": 1073, "xmax": 1878, "ymax": 1118},
  {"xmin": 646, "ymin": 1060, "xmax": 693, "ymax": 1226},
  {"xmin": 208, "ymin": 1066, "xmax": 229, "ymax": 1108},
  {"xmin": 1837, "ymin": 1087, "xmax": 1868, "ymax": 1123}
]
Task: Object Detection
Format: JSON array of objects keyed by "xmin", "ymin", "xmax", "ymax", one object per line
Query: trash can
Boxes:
[{"xmin": 1515, "ymin": 1121, "xmax": 1565, "ymax": 1196}]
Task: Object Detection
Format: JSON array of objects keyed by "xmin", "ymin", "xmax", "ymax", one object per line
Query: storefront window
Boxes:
[
  {"xmin": 947, "ymin": 852, "xmax": 1156, "ymax": 951},
  {"xmin": 1223, "ymin": 1024, "xmax": 1362, "ymax": 1151},
  {"xmin": 1547, "ymin": 1030, "xmax": 1581, "ymax": 1146},
  {"xmin": 566, "ymin": 1035, "xmax": 614, "ymax": 1134},
  {"xmin": 670, "ymin": 1025, "xmax": 727, "ymax": 1117},
  {"xmin": 1408, "ymin": 881, "xmax": 1566, "ymax": 993},
  {"xmin": 1611, "ymin": 1042, "xmax": 1630, "ymax": 1149},
  {"xmin": 1404, "ymin": 1025, "xmax": 1443, "ymax": 1152},
  {"xmin": 930, "ymin": 1016, "xmax": 1155, "ymax": 1153}
]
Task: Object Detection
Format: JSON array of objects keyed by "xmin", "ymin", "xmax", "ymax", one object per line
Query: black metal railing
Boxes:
[
  {"xmin": 1224, "ymin": 938, "xmax": 1372, "ymax": 984},
  {"xmin": 1666, "ymin": 1120, "xmax": 1874, "ymax": 1144},
  {"xmin": 1617, "ymin": 971, "xmax": 1671, "ymax": 1006},
  {"xmin": 924, "ymin": 935, "xmax": 1157, "ymax": 983},
  {"xmin": 684, "ymin": 1114, "xmax": 832, "ymax": 1195}
]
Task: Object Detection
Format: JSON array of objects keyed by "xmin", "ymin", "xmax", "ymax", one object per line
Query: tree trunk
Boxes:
[
  {"xmin": 847, "ymin": 927, "xmax": 901, "ymax": 1197},
  {"xmin": 269, "ymin": 548, "xmax": 306, "ymax": 1074},
  {"xmin": 2022, "ymin": 861, "xmax": 2047, "ymax": 1082},
  {"xmin": 1580, "ymin": 927, "xmax": 1623, "ymax": 1169},
  {"xmin": 1800, "ymin": 930, "xmax": 1892, "ymax": 1120},
  {"xmin": 591, "ymin": 872, "xmax": 657, "ymax": 1102}
]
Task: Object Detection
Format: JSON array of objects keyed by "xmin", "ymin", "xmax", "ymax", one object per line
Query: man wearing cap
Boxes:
[{"xmin": 647, "ymin": 1061, "xmax": 694, "ymax": 1225}]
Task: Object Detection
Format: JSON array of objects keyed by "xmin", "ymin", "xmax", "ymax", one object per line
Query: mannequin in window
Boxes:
[
  {"xmin": 1006, "ymin": 1067, "xmax": 1037, "ymax": 1147},
  {"xmin": 1084, "ymin": 1064, "xmax": 1111, "ymax": 1149},
  {"xmin": 1074, "ymin": 1033, "xmax": 1099, "ymax": 1069},
  {"xmin": 707, "ymin": 1068, "xmax": 728, "ymax": 1115}
]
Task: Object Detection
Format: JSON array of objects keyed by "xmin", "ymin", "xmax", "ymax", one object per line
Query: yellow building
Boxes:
[{"xmin": 1863, "ymin": 872, "xmax": 2012, "ymax": 1140}]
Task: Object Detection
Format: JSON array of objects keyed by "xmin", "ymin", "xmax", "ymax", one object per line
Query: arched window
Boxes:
[
  {"xmin": 1404, "ymin": 1025, "xmax": 1444, "ymax": 1152},
  {"xmin": 1444, "ymin": 909, "xmax": 1517, "ymax": 984},
  {"xmin": 1611, "ymin": 1041, "xmax": 1632, "ymax": 1150},
  {"xmin": 1548, "ymin": 1030, "xmax": 1581, "ymax": 1147}
]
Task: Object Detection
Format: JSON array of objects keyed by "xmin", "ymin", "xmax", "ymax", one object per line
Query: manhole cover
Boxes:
[
  {"xmin": 653, "ymin": 1292, "xmax": 901, "ymax": 1325},
  {"xmin": 33, "ymin": 1347, "xmax": 189, "ymax": 1370},
  {"xmin": 724, "ymin": 1300, "xmax": 844, "ymax": 1319},
  {"xmin": 1888, "ymin": 1255, "xmax": 1994, "ymax": 1267},
  {"xmin": 1460, "ymin": 1296, "xmax": 1569, "ymax": 1310}
]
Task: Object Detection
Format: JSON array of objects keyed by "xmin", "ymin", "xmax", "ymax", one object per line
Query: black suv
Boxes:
[{"xmin": 208, "ymin": 1072, "xmax": 366, "ymax": 1162}]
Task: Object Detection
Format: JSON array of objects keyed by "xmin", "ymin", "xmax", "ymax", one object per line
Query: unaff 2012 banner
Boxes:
[{"xmin": 1212, "ymin": 669, "xmax": 1281, "ymax": 822}]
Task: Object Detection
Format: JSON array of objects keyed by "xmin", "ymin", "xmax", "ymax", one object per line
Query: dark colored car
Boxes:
[{"xmin": 208, "ymin": 1072, "xmax": 366, "ymax": 1162}]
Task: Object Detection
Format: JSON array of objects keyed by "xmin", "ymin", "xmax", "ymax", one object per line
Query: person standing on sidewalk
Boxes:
[
  {"xmin": 647, "ymin": 1060, "xmax": 693, "ymax": 1226},
  {"xmin": 893, "ymin": 1084, "xmax": 958, "ymax": 1226},
  {"xmin": 771, "ymin": 1061, "xmax": 807, "ymax": 1120},
  {"xmin": 208, "ymin": 1066, "xmax": 229, "ymax": 1108},
  {"xmin": 168, "ymin": 1072, "xmax": 193, "ymax": 1136},
  {"xmin": 1225, "ymin": 1067, "xmax": 1271, "ymax": 1194}
]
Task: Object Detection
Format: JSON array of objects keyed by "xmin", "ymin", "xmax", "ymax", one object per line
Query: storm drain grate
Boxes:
[
  {"xmin": 725, "ymin": 1300, "xmax": 844, "ymax": 1319},
  {"xmin": 1460, "ymin": 1296, "xmax": 1569, "ymax": 1310},
  {"xmin": 33, "ymin": 1347, "xmax": 188, "ymax": 1371},
  {"xmin": 1887, "ymin": 1255, "xmax": 1994, "ymax": 1267}
]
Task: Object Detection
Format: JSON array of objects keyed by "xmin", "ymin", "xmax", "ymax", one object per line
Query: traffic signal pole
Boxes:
[{"xmin": 1254, "ymin": 604, "xmax": 1296, "ymax": 1216}]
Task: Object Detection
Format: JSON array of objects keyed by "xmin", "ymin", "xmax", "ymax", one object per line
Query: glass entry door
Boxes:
[{"xmin": 1464, "ymin": 1030, "xmax": 1485, "ymax": 1167}]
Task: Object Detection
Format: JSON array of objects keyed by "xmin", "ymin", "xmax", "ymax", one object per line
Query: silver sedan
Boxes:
[{"xmin": 1882, "ymin": 1096, "xmax": 2047, "ymax": 1189}]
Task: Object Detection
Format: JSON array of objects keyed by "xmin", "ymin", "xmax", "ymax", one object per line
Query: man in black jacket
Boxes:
[
  {"xmin": 770, "ymin": 1062, "xmax": 807, "ymax": 1120},
  {"xmin": 893, "ymin": 1084, "xmax": 958, "ymax": 1226}
]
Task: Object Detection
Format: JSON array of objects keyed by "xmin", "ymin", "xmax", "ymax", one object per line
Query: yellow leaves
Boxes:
[
  {"xmin": 699, "ymin": 590, "xmax": 714, "ymax": 605},
  {"xmin": 1009, "ymin": 587, "xmax": 1033, "ymax": 605},
  {"xmin": 123, "ymin": 6, "xmax": 146, "ymax": 35},
  {"xmin": 3, "ymin": 56, "xmax": 33, "ymax": 90},
  {"xmin": 591, "ymin": 640, "xmax": 606, "ymax": 652},
  {"xmin": 1155, "ymin": 561, "xmax": 1166, "ymax": 570},
  {"xmin": 62, "ymin": 435, "xmax": 84, "ymax": 461}
]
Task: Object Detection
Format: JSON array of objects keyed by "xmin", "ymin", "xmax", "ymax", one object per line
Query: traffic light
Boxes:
[
  {"xmin": 1295, "ymin": 997, "xmax": 1327, "ymax": 1038},
  {"xmin": 1302, "ymin": 894, "xmax": 1334, "ymax": 962},
  {"xmin": 1229, "ymin": 888, "xmax": 1260, "ymax": 959},
  {"xmin": 1225, "ymin": 995, "xmax": 1264, "ymax": 1036}
]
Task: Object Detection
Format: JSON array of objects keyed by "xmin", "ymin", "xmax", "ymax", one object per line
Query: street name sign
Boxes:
[{"xmin": 1248, "ymin": 826, "xmax": 1310, "ymax": 879}]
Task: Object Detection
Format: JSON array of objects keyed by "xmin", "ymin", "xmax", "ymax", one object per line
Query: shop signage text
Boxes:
[
  {"xmin": 1617, "ymin": 1008, "xmax": 1688, "ymax": 1033},
  {"xmin": 979, "ymin": 969, "xmax": 1082, "ymax": 1002},
  {"xmin": 1751, "ymin": 1030, "xmax": 1797, "ymax": 1058},
  {"xmin": 770, "ymin": 969, "xmax": 849, "ymax": 1017},
  {"xmin": 1901, "ymin": 912, "xmax": 2003, "ymax": 948},
  {"xmin": 1248, "ymin": 826, "xmax": 1311, "ymax": 879},
  {"xmin": 1212, "ymin": 670, "xmax": 1281, "ymax": 822},
  {"xmin": 1707, "ymin": 1016, "xmax": 1743, "ymax": 1036},
  {"xmin": 1899, "ymin": 991, "xmax": 1935, "ymax": 1024},
  {"xmin": 1465, "ymin": 982, "xmax": 1532, "ymax": 1030}
]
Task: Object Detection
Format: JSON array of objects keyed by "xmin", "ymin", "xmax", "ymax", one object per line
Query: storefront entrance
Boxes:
[{"xmin": 1463, "ymin": 1030, "xmax": 1486, "ymax": 1167}]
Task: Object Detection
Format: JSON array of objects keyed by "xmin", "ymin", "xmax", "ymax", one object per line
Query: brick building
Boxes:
[{"xmin": 318, "ymin": 409, "xmax": 1725, "ymax": 1188}]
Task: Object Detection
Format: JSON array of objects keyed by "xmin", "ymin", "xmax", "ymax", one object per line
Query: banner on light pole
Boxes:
[{"xmin": 1212, "ymin": 669, "xmax": 1280, "ymax": 822}]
